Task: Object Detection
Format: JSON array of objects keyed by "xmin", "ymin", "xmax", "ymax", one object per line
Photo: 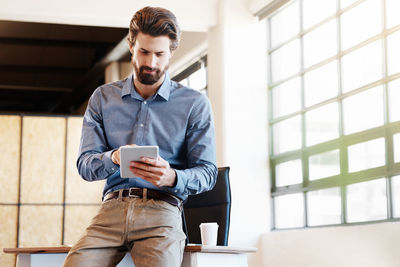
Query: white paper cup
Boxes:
[{"xmin": 199, "ymin": 222, "xmax": 219, "ymax": 246}]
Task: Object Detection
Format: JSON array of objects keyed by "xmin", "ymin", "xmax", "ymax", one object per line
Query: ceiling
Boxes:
[{"xmin": 0, "ymin": 20, "xmax": 129, "ymax": 114}]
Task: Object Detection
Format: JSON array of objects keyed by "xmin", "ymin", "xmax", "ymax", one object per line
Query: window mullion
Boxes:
[
  {"xmin": 337, "ymin": 0, "xmax": 348, "ymax": 224},
  {"xmin": 382, "ymin": 0, "xmax": 393, "ymax": 220},
  {"xmin": 299, "ymin": 0, "xmax": 308, "ymax": 227}
]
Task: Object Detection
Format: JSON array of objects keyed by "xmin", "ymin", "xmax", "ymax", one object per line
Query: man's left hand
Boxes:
[{"xmin": 129, "ymin": 156, "xmax": 176, "ymax": 187}]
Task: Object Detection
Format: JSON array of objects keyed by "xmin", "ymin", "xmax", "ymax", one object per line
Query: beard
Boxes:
[{"xmin": 133, "ymin": 63, "xmax": 168, "ymax": 85}]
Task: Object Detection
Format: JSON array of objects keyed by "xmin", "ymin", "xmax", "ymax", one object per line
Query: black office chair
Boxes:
[{"xmin": 182, "ymin": 167, "xmax": 231, "ymax": 246}]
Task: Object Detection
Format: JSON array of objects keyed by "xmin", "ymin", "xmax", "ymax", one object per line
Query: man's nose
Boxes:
[{"xmin": 146, "ymin": 54, "xmax": 157, "ymax": 68}]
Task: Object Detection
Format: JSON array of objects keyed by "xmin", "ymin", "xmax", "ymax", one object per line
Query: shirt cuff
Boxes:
[
  {"xmin": 168, "ymin": 169, "xmax": 187, "ymax": 195},
  {"xmin": 103, "ymin": 150, "xmax": 119, "ymax": 174}
]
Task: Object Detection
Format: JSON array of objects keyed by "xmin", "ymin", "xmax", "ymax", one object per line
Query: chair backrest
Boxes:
[{"xmin": 182, "ymin": 167, "xmax": 231, "ymax": 246}]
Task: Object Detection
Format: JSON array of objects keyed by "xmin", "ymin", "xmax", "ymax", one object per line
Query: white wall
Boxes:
[
  {"xmin": 0, "ymin": 0, "xmax": 218, "ymax": 31},
  {"xmin": 207, "ymin": 1, "xmax": 270, "ymax": 266},
  {"xmin": 260, "ymin": 222, "xmax": 400, "ymax": 267},
  {"xmin": 169, "ymin": 31, "xmax": 208, "ymax": 77}
]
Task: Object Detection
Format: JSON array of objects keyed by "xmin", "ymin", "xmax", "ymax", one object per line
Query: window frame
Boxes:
[
  {"xmin": 267, "ymin": 0, "xmax": 400, "ymax": 230},
  {"xmin": 172, "ymin": 56, "xmax": 208, "ymax": 95}
]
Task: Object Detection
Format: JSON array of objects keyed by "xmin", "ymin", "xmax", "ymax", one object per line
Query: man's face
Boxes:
[{"xmin": 130, "ymin": 32, "xmax": 173, "ymax": 85}]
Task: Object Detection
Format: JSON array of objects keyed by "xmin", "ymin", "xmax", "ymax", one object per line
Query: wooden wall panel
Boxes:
[
  {"xmin": 0, "ymin": 205, "xmax": 17, "ymax": 267},
  {"xmin": 63, "ymin": 205, "xmax": 100, "ymax": 245},
  {"xmin": 0, "ymin": 115, "xmax": 21, "ymax": 203},
  {"xmin": 19, "ymin": 205, "xmax": 63, "ymax": 247},
  {"xmin": 0, "ymin": 114, "xmax": 110, "ymax": 252},
  {"xmin": 20, "ymin": 116, "xmax": 66, "ymax": 204},
  {"xmin": 65, "ymin": 117, "xmax": 104, "ymax": 204}
]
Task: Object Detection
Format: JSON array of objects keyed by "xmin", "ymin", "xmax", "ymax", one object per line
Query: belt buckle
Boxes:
[{"xmin": 128, "ymin": 188, "xmax": 140, "ymax": 198}]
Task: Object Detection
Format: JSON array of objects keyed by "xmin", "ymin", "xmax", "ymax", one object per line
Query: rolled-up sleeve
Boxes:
[
  {"xmin": 164, "ymin": 94, "xmax": 218, "ymax": 197},
  {"xmin": 77, "ymin": 88, "xmax": 119, "ymax": 181}
]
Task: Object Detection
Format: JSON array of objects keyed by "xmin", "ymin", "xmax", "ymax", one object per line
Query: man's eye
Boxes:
[
  {"xmin": 141, "ymin": 51, "xmax": 149, "ymax": 55},
  {"xmin": 156, "ymin": 53, "xmax": 164, "ymax": 57}
]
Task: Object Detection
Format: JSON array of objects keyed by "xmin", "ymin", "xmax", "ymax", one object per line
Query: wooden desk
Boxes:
[{"xmin": 4, "ymin": 245, "xmax": 256, "ymax": 267}]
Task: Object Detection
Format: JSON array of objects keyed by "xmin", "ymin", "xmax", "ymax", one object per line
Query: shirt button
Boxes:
[
  {"xmin": 111, "ymin": 167, "xmax": 115, "ymax": 171},
  {"xmin": 144, "ymin": 101, "xmax": 147, "ymax": 105},
  {"xmin": 140, "ymin": 123, "xmax": 144, "ymax": 127}
]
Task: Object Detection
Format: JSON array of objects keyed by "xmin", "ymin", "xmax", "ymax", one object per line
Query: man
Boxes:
[{"xmin": 63, "ymin": 6, "xmax": 217, "ymax": 267}]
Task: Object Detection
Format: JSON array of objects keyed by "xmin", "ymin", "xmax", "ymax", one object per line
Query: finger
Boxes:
[
  {"xmin": 130, "ymin": 161, "xmax": 152, "ymax": 172},
  {"xmin": 129, "ymin": 166, "xmax": 161, "ymax": 184},
  {"xmin": 130, "ymin": 161, "xmax": 163, "ymax": 175},
  {"xmin": 116, "ymin": 151, "xmax": 121, "ymax": 165},
  {"xmin": 140, "ymin": 157, "xmax": 162, "ymax": 167},
  {"xmin": 112, "ymin": 149, "xmax": 121, "ymax": 165}
]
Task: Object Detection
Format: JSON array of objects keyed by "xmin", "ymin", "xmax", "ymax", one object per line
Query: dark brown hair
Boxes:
[{"xmin": 128, "ymin": 6, "xmax": 181, "ymax": 51}]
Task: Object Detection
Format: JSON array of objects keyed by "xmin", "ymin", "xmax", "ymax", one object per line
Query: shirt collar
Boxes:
[
  {"xmin": 156, "ymin": 72, "xmax": 171, "ymax": 101},
  {"xmin": 121, "ymin": 72, "xmax": 171, "ymax": 101},
  {"xmin": 121, "ymin": 75, "xmax": 133, "ymax": 97}
]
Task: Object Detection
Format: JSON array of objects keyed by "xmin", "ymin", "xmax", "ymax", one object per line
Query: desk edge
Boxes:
[{"xmin": 4, "ymin": 245, "xmax": 257, "ymax": 255}]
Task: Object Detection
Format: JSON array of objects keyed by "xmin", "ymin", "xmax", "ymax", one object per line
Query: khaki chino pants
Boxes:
[{"xmin": 63, "ymin": 196, "xmax": 186, "ymax": 267}]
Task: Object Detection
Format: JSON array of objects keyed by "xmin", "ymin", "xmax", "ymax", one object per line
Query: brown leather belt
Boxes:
[{"xmin": 103, "ymin": 188, "xmax": 182, "ymax": 209}]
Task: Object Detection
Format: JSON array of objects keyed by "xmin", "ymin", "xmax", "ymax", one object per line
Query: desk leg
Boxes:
[
  {"xmin": 17, "ymin": 254, "xmax": 31, "ymax": 267},
  {"xmin": 181, "ymin": 252, "xmax": 248, "ymax": 267},
  {"xmin": 181, "ymin": 252, "xmax": 192, "ymax": 267},
  {"xmin": 15, "ymin": 253, "xmax": 134, "ymax": 267}
]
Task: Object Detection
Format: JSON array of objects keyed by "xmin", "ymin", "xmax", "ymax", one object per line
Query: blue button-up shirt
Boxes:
[{"xmin": 77, "ymin": 72, "xmax": 217, "ymax": 200}]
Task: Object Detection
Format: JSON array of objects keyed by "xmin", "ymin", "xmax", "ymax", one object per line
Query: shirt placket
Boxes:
[{"xmin": 136, "ymin": 100, "xmax": 149, "ymax": 144}]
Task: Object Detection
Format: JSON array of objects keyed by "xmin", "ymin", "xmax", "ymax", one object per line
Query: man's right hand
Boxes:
[{"xmin": 111, "ymin": 144, "xmax": 137, "ymax": 165}]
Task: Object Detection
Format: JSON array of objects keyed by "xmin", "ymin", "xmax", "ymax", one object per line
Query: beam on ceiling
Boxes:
[
  {"xmin": 0, "ymin": 84, "xmax": 72, "ymax": 92},
  {"xmin": 50, "ymin": 34, "xmax": 130, "ymax": 113}
]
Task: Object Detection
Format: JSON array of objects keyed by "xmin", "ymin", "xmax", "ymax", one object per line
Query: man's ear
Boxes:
[{"xmin": 128, "ymin": 42, "xmax": 134, "ymax": 55}]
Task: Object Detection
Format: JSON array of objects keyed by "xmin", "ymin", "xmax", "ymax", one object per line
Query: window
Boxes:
[
  {"xmin": 172, "ymin": 56, "xmax": 208, "ymax": 95},
  {"xmin": 268, "ymin": 0, "xmax": 400, "ymax": 229}
]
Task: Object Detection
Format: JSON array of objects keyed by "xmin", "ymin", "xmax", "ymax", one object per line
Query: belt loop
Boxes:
[
  {"xmin": 178, "ymin": 202, "xmax": 183, "ymax": 212},
  {"xmin": 118, "ymin": 189, "xmax": 123, "ymax": 200},
  {"xmin": 142, "ymin": 188, "xmax": 147, "ymax": 202}
]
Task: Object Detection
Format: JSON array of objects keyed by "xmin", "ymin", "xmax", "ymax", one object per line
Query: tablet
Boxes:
[{"xmin": 120, "ymin": 145, "xmax": 159, "ymax": 178}]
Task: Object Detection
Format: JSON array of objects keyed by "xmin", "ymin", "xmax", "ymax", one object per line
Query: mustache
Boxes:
[{"xmin": 140, "ymin": 66, "xmax": 159, "ymax": 72}]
